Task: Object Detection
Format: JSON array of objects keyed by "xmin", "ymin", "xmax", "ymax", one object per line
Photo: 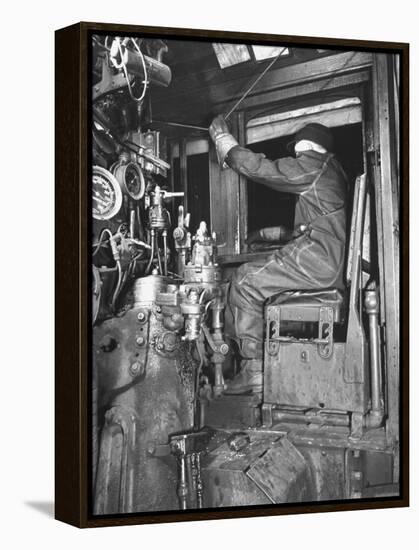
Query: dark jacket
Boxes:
[{"xmin": 226, "ymin": 146, "xmax": 348, "ymax": 289}]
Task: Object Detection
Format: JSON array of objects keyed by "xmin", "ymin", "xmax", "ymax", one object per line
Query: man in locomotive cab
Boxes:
[{"xmin": 209, "ymin": 116, "xmax": 348, "ymax": 395}]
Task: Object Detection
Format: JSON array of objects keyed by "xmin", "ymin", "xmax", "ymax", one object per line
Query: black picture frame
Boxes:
[{"xmin": 55, "ymin": 21, "xmax": 409, "ymax": 528}]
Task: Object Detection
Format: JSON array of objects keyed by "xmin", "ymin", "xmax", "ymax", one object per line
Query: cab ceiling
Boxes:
[{"xmin": 150, "ymin": 42, "xmax": 338, "ymax": 137}]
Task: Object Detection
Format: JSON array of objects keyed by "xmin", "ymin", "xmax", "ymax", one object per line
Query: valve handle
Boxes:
[{"xmin": 163, "ymin": 191, "xmax": 184, "ymax": 198}]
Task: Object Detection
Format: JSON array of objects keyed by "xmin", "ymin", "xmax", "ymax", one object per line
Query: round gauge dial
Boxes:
[
  {"xmin": 114, "ymin": 162, "xmax": 145, "ymax": 201},
  {"xmin": 92, "ymin": 166, "xmax": 123, "ymax": 220}
]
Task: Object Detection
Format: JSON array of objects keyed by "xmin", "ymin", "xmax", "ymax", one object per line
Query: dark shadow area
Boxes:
[
  {"xmin": 25, "ymin": 500, "xmax": 54, "ymax": 518},
  {"xmin": 247, "ymin": 135, "xmax": 296, "ymax": 233},
  {"xmin": 173, "ymin": 153, "xmax": 210, "ymax": 235}
]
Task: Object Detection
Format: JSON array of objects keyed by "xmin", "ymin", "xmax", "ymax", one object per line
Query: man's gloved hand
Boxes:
[
  {"xmin": 209, "ymin": 115, "xmax": 230, "ymax": 142},
  {"xmin": 246, "ymin": 226, "xmax": 294, "ymax": 251},
  {"xmin": 209, "ymin": 115, "xmax": 239, "ymax": 168},
  {"xmin": 246, "ymin": 229, "xmax": 265, "ymax": 246}
]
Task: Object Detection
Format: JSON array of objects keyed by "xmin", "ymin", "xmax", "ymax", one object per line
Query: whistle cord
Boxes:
[
  {"xmin": 224, "ymin": 47, "xmax": 288, "ymax": 120},
  {"xmin": 151, "ymin": 48, "xmax": 287, "ymax": 133}
]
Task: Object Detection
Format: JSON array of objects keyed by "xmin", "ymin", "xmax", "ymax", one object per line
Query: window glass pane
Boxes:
[
  {"xmin": 212, "ymin": 43, "xmax": 251, "ymax": 68},
  {"xmin": 252, "ymin": 45, "xmax": 289, "ymax": 61}
]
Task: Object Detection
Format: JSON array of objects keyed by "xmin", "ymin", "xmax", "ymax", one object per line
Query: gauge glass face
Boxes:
[
  {"xmin": 92, "ymin": 168, "xmax": 122, "ymax": 220},
  {"xmin": 122, "ymin": 163, "xmax": 144, "ymax": 200},
  {"xmin": 125, "ymin": 164, "xmax": 142, "ymax": 199}
]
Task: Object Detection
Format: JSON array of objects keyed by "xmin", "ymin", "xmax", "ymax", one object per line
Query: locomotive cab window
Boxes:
[{"xmin": 245, "ymin": 99, "xmax": 364, "ymax": 238}]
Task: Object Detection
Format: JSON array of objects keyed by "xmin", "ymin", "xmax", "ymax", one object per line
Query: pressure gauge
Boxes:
[
  {"xmin": 92, "ymin": 166, "xmax": 123, "ymax": 220},
  {"xmin": 113, "ymin": 161, "xmax": 145, "ymax": 201}
]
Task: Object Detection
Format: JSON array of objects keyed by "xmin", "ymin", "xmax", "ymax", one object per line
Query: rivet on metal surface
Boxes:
[
  {"xmin": 129, "ymin": 361, "xmax": 145, "ymax": 377},
  {"xmin": 137, "ymin": 310, "xmax": 147, "ymax": 323},
  {"xmin": 219, "ymin": 343, "xmax": 229, "ymax": 355}
]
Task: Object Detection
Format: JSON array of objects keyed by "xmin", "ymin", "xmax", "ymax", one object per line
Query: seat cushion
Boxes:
[{"xmin": 267, "ymin": 288, "xmax": 345, "ymax": 323}]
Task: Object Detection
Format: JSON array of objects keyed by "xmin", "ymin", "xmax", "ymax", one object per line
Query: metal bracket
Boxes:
[
  {"xmin": 344, "ymin": 448, "xmax": 363, "ymax": 499},
  {"xmin": 169, "ymin": 430, "xmax": 214, "ymax": 510},
  {"xmin": 266, "ymin": 304, "xmax": 334, "ymax": 359},
  {"xmin": 261, "ymin": 403, "xmax": 273, "ymax": 428},
  {"xmin": 93, "ymin": 56, "xmax": 133, "ymax": 101},
  {"xmin": 146, "ymin": 441, "xmax": 171, "ymax": 457},
  {"xmin": 317, "ymin": 306, "xmax": 334, "ymax": 359},
  {"xmin": 266, "ymin": 306, "xmax": 280, "ymax": 356},
  {"xmin": 349, "ymin": 412, "xmax": 364, "ymax": 440}
]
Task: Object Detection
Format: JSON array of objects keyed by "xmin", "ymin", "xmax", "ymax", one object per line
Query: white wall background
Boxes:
[{"xmin": 1, "ymin": 0, "xmax": 416, "ymax": 547}]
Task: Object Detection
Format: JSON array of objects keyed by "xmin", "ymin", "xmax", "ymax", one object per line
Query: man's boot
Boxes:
[{"xmin": 224, "ymin": 359, "xmax": 263, "ymax": 395}]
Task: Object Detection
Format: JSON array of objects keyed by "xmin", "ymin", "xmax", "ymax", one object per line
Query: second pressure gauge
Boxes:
[{"xmin": 113, "ymin": 161, "xmax": 145, "ymax": 201}]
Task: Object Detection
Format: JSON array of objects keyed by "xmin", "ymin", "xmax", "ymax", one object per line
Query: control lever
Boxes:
[{"xmin": 173, "ymin": 205, "xmax": 191, "ymax": 277}]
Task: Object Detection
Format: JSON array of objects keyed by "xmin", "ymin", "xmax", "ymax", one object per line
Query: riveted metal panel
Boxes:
[{"xmin": 264, "ymin": 341, "xmax": 369, "ymax": 413}]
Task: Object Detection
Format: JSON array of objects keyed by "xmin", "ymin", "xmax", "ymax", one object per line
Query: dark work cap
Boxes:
[{"xmin": 289, "ymin": 123, "xmax": 334, "ymax": 152}]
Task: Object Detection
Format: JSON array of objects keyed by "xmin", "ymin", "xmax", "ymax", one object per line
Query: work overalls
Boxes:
[{"xmin": 224, "ymin": 147, "xmax": 348, "ymax": 361}]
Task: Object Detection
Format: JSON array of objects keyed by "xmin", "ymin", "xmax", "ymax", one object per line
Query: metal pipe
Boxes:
[
  {"xmin": 156, "ymin": 234, "xmax": 163, "ymax": 275},
  {"xmin": 153, "ymin": 120, "xmax": 208, "ymax": 132},
  {"xmin": 145, "ymin": 230, "xmax": 155, "ymax": 274},
  {"xmin": 180, "ymin": 139, "xmax": 188, "ymax": 214},
  {"xmin": 209, "ymin": 299, "xmax": 228, "ymax": 397},
  {"xmin": 130, "ymin": 208, "xmax": 135, "ymax": 238},
  {"xmin": 213, "ymin": 363, "xmax": 225, "ymax": 399},
  {"xmin": 364, "ymin": 284, "xmax": 385, "ymax": 429},
  {"xmin": 185, "ymin": 454, "xmax": 194, "ymax": 508},
  {"xmin": 110, "ymin": 39, "xmax": 172, "ymax": 87},
  {"xmin": 177, "ymin": 249, "xmax": 187, "ymax": 279},
  {"xmin": 195, "ymin": 453, "xmax": 203, "ymax": 509},
  {"xmin": 162, "ymin": 230, "xmax": 168, "ymax": 276},
  {"xmin": 365, "ymin": 286, "xmax": 382, "ymax": 412},
  {"xmin": 111, "ymin": 260, "xmax": 123, "ymax": 311},
  {"xmin": 177, "ymin": 455, "xmax": 188, "ymax": 510},
  {"xmin": 136, "ymin": 206, "xmax": 145, "ymax": 242}
]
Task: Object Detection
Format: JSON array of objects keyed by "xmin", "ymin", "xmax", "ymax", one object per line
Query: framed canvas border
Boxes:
[{"xmin": 55, "ymin": 21, "xmax": 409, "ymax": 528}]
